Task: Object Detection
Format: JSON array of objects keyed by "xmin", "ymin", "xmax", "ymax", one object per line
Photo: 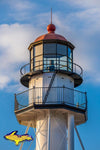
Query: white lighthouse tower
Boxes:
[{"xmin": 15, "ymin": 17, "xmax": 87, "ymax": 150}]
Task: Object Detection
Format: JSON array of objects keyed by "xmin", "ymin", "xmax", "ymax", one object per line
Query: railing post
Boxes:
[
  {"xmin": 72, "ymin": 62, "xmax": 73, "ymax": 72},
  {"xmin": 24, "ymin": 66, "xmax": 25, "ymax": 74},
  {"xmin": 75, "ymin": 64, "xmax": 76, "ymax": 73},
  {"xmin": 33, "ymin": 86, "xmax": 35, "ymax": 104},
  {"xmin": 39, "ymin": 60, "xmax": 40, "ymax": 70},
  {"xmin": 85, "ymin": 92, "xmax": 87, "ymax": 110},
  {"xmin": 15, "ymin": 94, "xmax": 18, "ymax": 111},
  {"xmin": 63, "ymin": 86, "xmax": 65, "ymax": 104}
]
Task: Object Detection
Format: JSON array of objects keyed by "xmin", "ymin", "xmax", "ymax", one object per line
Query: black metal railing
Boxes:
[
  {"xmin": 20, "ymin": 60, "xmax": 83, "ymax": 77},
  {"xmin": 15, "ymin": 87, "xmax": 87, "ymax": 111}
]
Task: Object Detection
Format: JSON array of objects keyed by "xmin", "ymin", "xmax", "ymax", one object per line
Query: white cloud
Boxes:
[
  {"xmin": 1, "ymin": 0, "xmax": 37, "ymax": 22},
  {"xmin": 0, "ymin": 23, "xmax": 40, "ymax": 89},
  {"xmin": 6, "ymin": 0, "xmax": 36, "ymax": 11},
  {"xmin": 0, "ymin": 24, "xmax": 32, "ymax": 62},
  {"xmin": 60, "ymin": 0, "xmax": 100, "ymax": 8},
  {"xmin": 56, "ymin": 0, "xmax": 100, "ymax": 32},
  {"xmin": 11, "ymin": 1, "xmax": 33, "ymax": 11},
  {"xmin": 0, "ymin": 76, "xmax": 10, "ymax": 89},
  {"xmin": 69, "ymin": 8, "xmax": 100, "ymax": 32}
]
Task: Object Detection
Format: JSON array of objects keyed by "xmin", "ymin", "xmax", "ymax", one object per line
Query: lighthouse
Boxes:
[{"xmin": 15, "ymin": 17, "xmax": 87, "ymax": 150}]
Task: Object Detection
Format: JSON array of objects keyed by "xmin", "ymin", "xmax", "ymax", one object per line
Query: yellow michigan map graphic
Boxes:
[{"xmin": 4, "ymin": 131, "xmax": 33, "ymax": 145}]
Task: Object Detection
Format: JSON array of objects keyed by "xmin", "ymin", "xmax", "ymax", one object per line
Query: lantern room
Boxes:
[{"xmin": 29, "ymin": 24, "xmax": 74, "ymax": 73}]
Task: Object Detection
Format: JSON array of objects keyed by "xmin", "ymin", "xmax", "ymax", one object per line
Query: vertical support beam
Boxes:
[
  {"xmin": 68, "ymin": 114, "xmax": 74, "ymax": 150},
  {"xmin": 47, "ymin": 111, "xmax": 51, "ymax": 150}
]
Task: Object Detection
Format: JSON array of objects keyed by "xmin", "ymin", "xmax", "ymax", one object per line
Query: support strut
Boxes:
[
  {"xmin": 74, "ymin": 126, "xmax": 85, "ymax": 150},
  {"xmin": 19, "ymin": 122, "xmax": 31, "ymax": 150}
]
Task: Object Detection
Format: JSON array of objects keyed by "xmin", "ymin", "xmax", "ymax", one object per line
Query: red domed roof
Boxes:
[{"xmin": 34, "ymin": 24, "xmax": 67, "ymax": 43}]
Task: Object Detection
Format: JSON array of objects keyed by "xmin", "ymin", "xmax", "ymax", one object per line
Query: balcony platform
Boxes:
[
  {"xmin": 14, "ymin": 87, "xmax": 87, "ymax": 127},
  {"xmin": 15, "ymin": 104, "xmax": 87, "ymax": 127}
]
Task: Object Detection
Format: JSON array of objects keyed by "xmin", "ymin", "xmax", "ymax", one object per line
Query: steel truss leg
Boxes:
[
  {"xmin": 47, "ymin": 111, "xmax": 51, "ymax": 150},
  {"xmin": 19, "ymin": 122, "xmax": 31, "ymax": 150},
  {"xmin": 68, "ymin": 114, "xmax": 74, "ymax": 150},
  {"xmin": 74, "ymin": 126, "xmax": 85, "ymax": 150}
]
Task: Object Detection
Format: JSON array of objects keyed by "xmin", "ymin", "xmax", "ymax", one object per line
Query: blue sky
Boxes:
[{"xmin": 0, "ymin": 0, "xmax": 100, "ymax": 149}]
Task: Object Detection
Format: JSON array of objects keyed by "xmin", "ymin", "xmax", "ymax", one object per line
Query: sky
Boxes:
[{"xmin": 0, "ymin": 0, "xmax": 100, "ymax": 149}]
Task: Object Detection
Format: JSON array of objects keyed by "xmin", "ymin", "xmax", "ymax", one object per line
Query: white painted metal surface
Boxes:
[
  {"xmin": 68, "ymin": 114, "xmax": 74, "ymax": 150},
  {"xmin": 36, "ymin": 111, "xmax": 67, "ymax": 150},
  {"xmin": 29, "ymin": 73, "xmax": 74, "ymax": 105}
]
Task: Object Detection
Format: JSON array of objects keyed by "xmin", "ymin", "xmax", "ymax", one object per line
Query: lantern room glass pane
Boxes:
[
  {"xmin": 43, "ymin": 43, "xmax": 56, "ymax": 71},
  {"xmin": 33, "ymin": 44, "xmax": 43, "ymax": 71},
  {"xmin": 34, "ymin": 44, "xmax": 43, "ymax": 56},
  {"xmin": 44, "ymin": 43, "xmax": 56, "ymax": 54},
  {"xmin": 68, "ymin": 47, "xmax": 73, "ymax": 71},
  {"xmin": 31, "ymin": 59, "xmax": 33, "ymax": 71},
  {"xmin": 57, "ymin": 55, "xmax": 67, "ymax": 70},
  {"xmin": 30, "ymin": 48, "xmax": 33, "ymax": 71},
  {"xmin": 35, "ymin": 55, "xmax": 43, "ymax": 70},
  {"xmin": 44, "ymin": 57, "xmax": 56, "ymax": 71},
  {"xmin": 31, "ymin": 49, "xmax": 33, "ymax": 59},
  {"xmin": 57, "ymin": 44, "xmax": 67, "ymax": 55},
  {"xmin": 68, "ymin": 58, "xmax": 72, "ymax": 71},
  {"xmin": 68, "ymin": 47, "xmax": 72, "ymax": 59},
  {"xmin": 57, "ymin": 44, "xmax": 67, "ymax": 70}
]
